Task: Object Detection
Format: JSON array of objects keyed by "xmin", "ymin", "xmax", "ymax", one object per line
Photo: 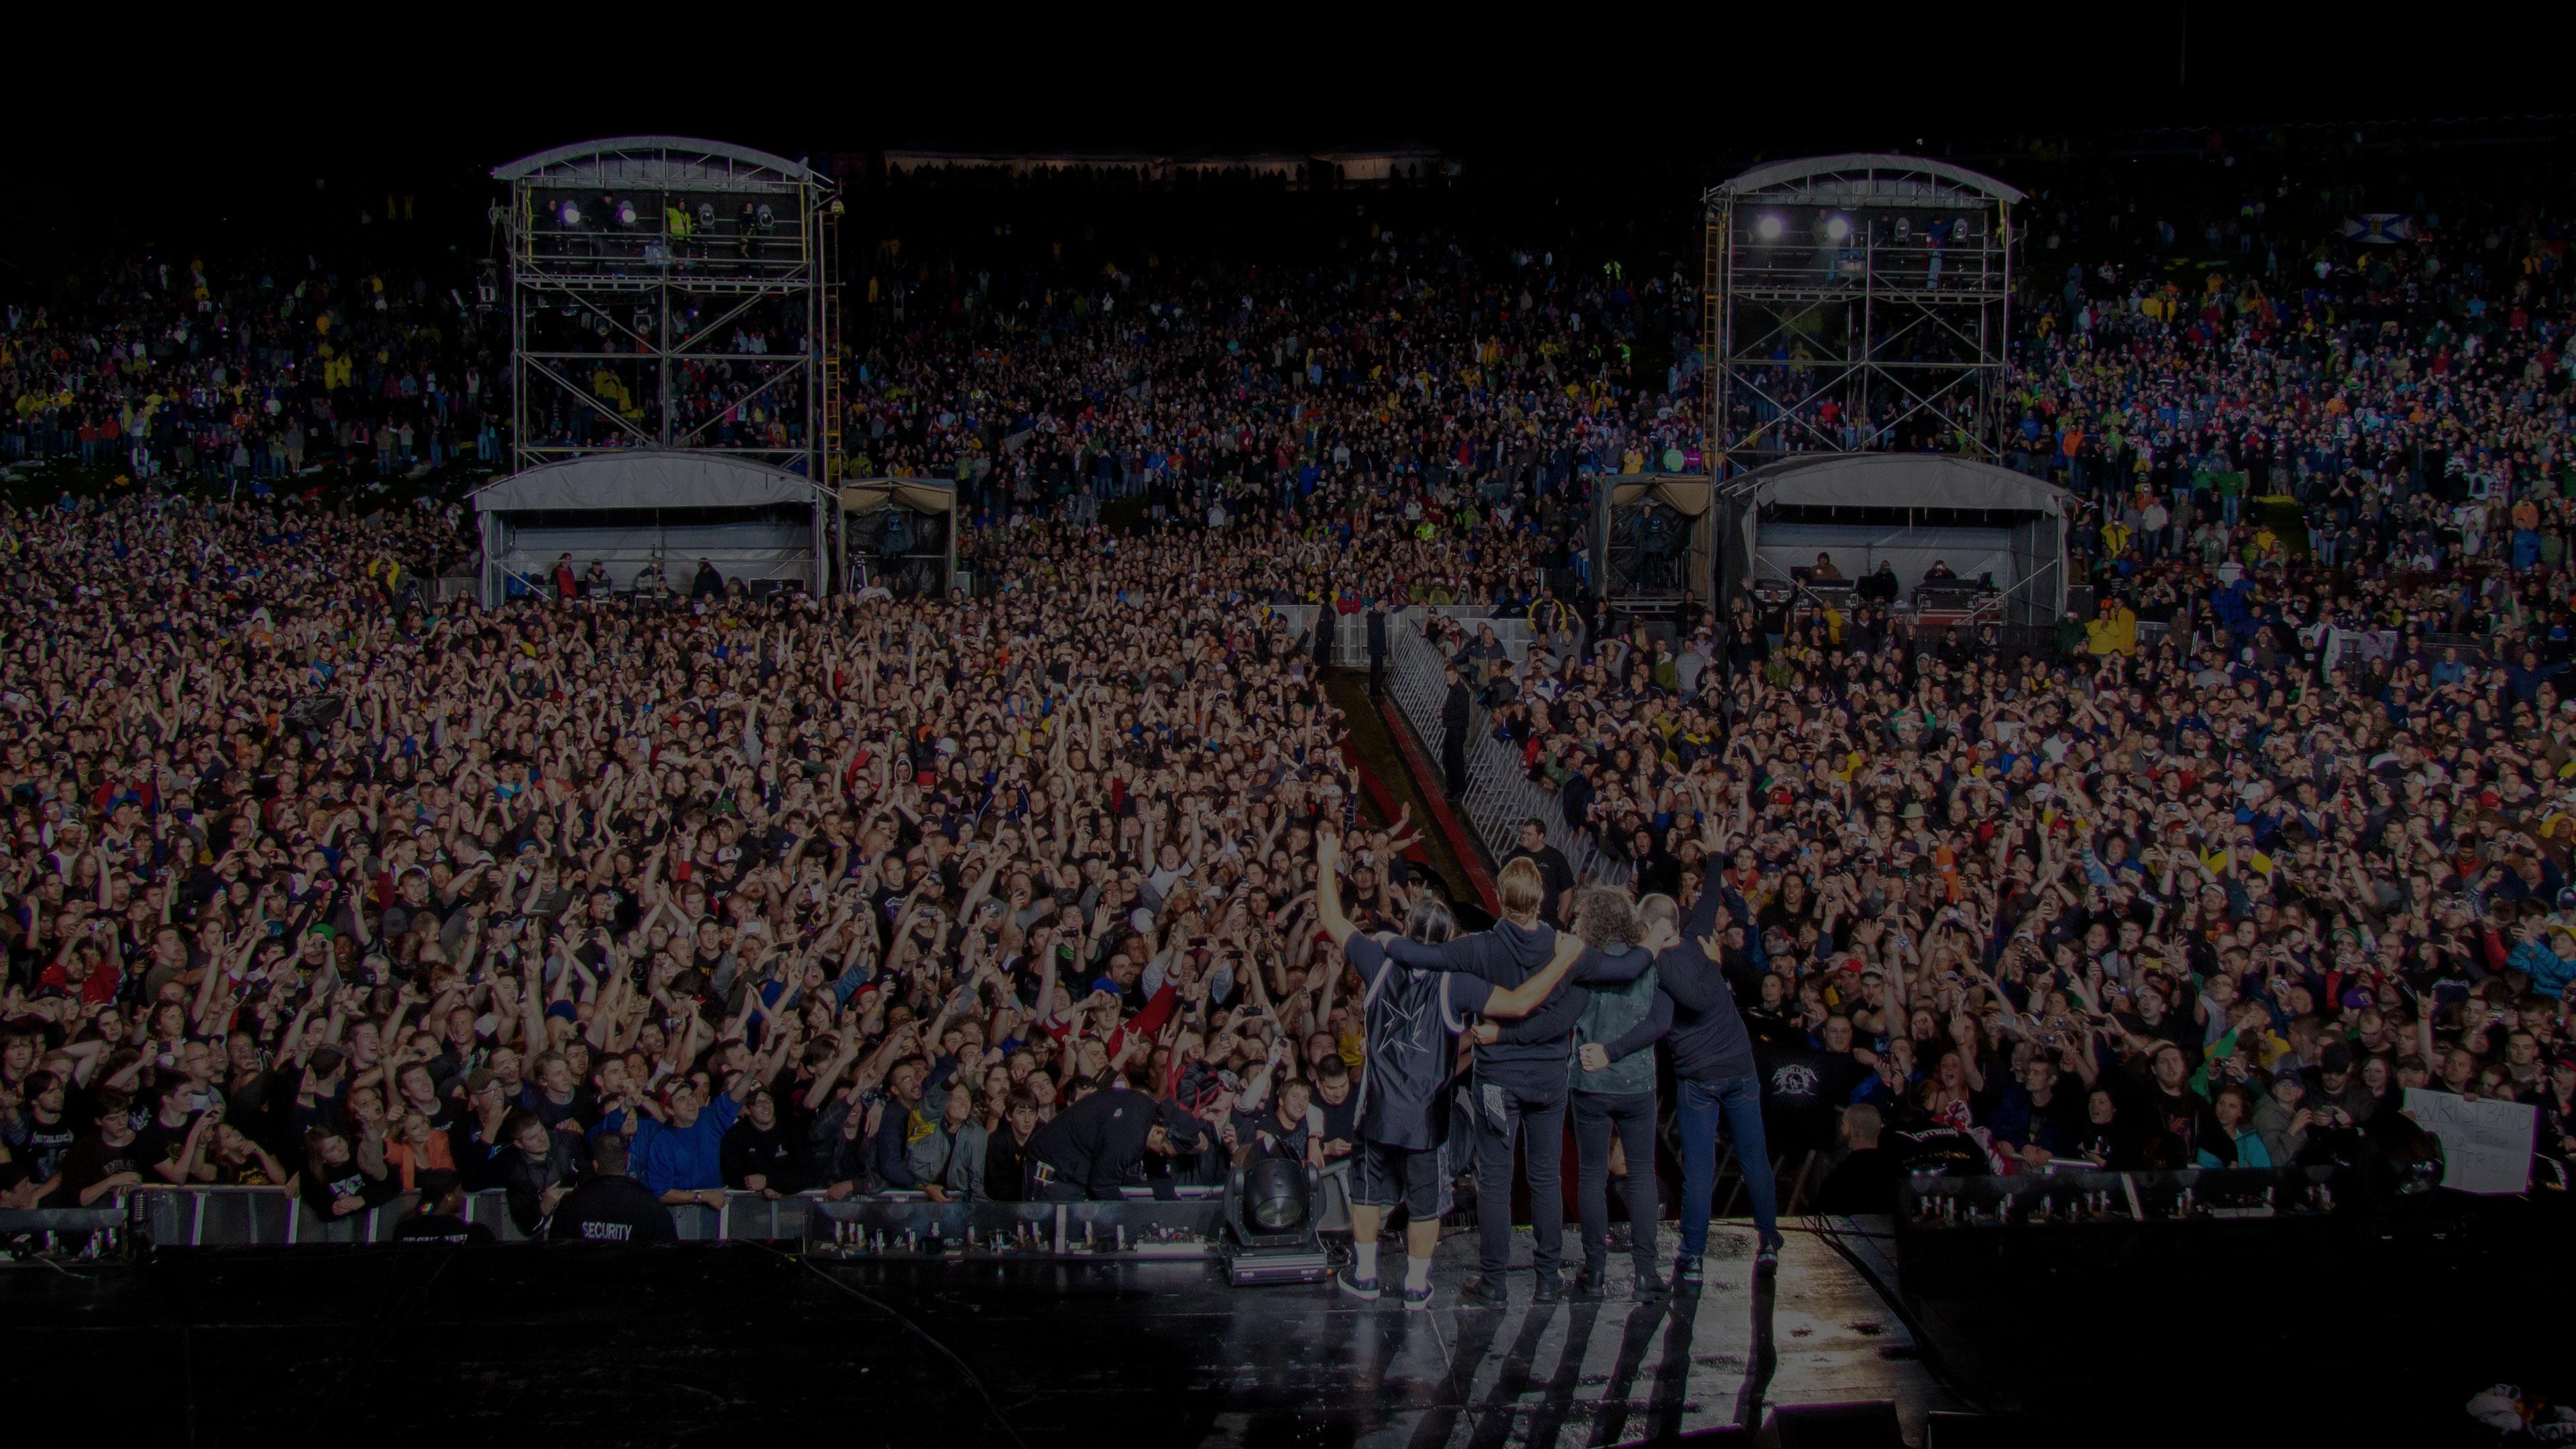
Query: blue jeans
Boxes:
[{"xmin": 1676, "ymin": 1074, "xmax": 1778, "ymax": 1255}]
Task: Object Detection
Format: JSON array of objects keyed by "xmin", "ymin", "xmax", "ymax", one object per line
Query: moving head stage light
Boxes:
[{"xmin": 1221, "ymin": 1159, "xmax": 1330, "ymax": 1286}]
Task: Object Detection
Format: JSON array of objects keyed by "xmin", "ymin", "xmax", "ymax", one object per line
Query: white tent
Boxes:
[
  {"xmin": 474, "ymin": 451, "xmax": 828, "ymax": 604},
  {"xmin": 1311, "ymin": 148, "xmax": 1444, "ymax": 184},
  {"xmin": 1715, "ymin": 453, "xmax": 2072, "ymax": 626}
]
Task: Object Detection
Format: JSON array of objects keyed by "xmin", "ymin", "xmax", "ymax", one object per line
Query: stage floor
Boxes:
[
  {"xmin": 1156, "ymin": 1221, "xmax": 1951, "ymax": 1446},
  {"xmin": 0, "ymin": 1220, "xmax": 1944, "ymax": 1446}
]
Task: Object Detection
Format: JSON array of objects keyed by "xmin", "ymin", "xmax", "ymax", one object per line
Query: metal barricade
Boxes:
[
  {"xmin": 125, "ymin": 1185, "xmax": 822, "ymax": 1247},
  {"xmin": 1387, "ymin": 623, "xmax": 1626, "ymax": 886},
  {"xmin": 119, "ymin": 1183, "xmax": 1225, "ymax": 1249}
]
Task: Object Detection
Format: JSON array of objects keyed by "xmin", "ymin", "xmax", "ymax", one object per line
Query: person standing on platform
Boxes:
[
  {"xmin": 1376, "ymin": 864, "xmax": 1655, "ymax": 1306},
  {"xmin": 1582, "ymin": 892, "xmax": 1783, "ymax": 1283},
  {"xmin": 1365, "ymin": 597, "xmax": 1392, "ymax": 699},
  {"xmin": 1565, "ymin": 893, "xmax": 1670, "ymax": 1299},
  {"xmin": 1316, "ymin": 826, "xmax": 1581, "ymax": 1311},
  {"xmin": 1440, "ymin": 663, "xmax": 1471, "ymax": 796},
  {"xmin": 1504, "ymin": 818, "xmax": 1578, "ymax": 930}
]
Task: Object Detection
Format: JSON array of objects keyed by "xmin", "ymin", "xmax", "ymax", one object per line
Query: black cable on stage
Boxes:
[
  {"xmin": 748, "ymin": 1240, "xmax": 1030, "ymax": 1449},
  {"xmin": 1797, "ymin": 1214, "xmax": 1993, "ymax": 1417}
]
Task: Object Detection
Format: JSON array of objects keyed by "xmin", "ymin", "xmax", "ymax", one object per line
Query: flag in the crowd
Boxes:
[{"xmin": 2342, "ymin": 213, "xmax": 2414, "ymax": 244}]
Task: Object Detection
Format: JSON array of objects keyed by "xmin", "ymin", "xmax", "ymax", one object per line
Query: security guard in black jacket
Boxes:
[{"xmin": 547, "ymin": 1134, "xmax": 677, "ymax": 1244}]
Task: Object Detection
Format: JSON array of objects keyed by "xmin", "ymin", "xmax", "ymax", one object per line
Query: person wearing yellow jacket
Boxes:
[{"xmin": 2084, "ymin": 598, "xmax": 2138, "ymax": 655}]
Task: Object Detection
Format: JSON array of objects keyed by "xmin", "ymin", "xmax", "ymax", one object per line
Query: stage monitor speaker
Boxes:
[{"xmin": 1770, "ymin": 1400, "xmax": 1906, "ymax": 1448}]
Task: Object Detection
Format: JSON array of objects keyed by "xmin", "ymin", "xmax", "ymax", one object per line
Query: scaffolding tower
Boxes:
[
  {"xmin": 492, "ymin": 137, "xmax": 841, "ymax": 484},
  {"xmin": 1704, "ymin": 154, "xmax": 2019, "ymax": 472}
]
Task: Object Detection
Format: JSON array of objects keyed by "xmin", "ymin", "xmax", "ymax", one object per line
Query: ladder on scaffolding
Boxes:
[
  {"xmin": 1702, "ymin": 206, "xmax": 1725, "ymax": 474},
  {"xmin": 819, "ymin": 203, "xmax": 844, "ymax": 486}
]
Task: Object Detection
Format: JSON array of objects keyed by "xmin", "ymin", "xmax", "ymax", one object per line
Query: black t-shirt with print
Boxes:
[
  {"xmin": 54, "ymin": 1132, "xmax": 144, "ymax": 1206},
  {"xmin": 18, "ymin": 1112, "xmax": 78, "ymax": 1182}
]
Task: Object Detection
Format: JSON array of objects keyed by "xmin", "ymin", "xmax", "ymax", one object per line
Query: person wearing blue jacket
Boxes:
[
  {"xmin": 629, "ymin": 1073, "xmax": 746, "ymax": 1209},
  {"xmin": 2509, "ymin": 924, "xmax": 2576, "ymax": 1000}
]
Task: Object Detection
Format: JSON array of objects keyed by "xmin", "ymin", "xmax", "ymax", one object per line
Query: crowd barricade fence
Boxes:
[
  {"xmin": 1892, "ymin": 1163, "xmax": 2369, "ymax": 1295},
  {"xmin": 1388, "ymin": 621, "xmax": 1627, "ymax": 886},
  {"xmin": 101, "ymin": 1183, "xmax": 1227, "ymax": 1250},
  {"xmin": 804, "ymin": 1194, "xmax": 1226, "ymax": 1259}
]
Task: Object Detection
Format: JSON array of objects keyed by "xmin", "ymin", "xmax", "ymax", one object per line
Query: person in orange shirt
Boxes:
[{"xmin": 385, "ymin": 1109, "xmax": 457, "ymax": 1191}]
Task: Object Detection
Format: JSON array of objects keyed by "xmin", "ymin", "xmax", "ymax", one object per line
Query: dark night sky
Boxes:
[
  {"xmin": 6, "ymin": 17, "xmax": 2567, "ymax": 276},
  {"xmin": 31, "ymin": 18, "xmax": 2565, "ymax": 173}
]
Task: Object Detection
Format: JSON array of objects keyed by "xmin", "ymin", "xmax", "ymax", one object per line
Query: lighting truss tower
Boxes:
[
  {"xmin": 1705, "ymin": 154, "xmax": 2019, "ymax": 472},
  {"xmin": 492, "ymin": 137, "xmax": 840, "ymax": 482}
]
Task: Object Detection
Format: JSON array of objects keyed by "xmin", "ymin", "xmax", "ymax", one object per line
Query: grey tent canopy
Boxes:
[
  {"xmin": 475, "ymin": 451, "xmax": 823, "ymax": 514},
  {"xmin": 1718, "ymin": 453, "xmax": 2066, "ymax": 516},
  {"xmin": 1713, "ymin": 153, "xmax": 2025, "ymax": 206},
  {"xmin": 1714, "ymin": 453, "xmax": 2072, "ymax": 627},
  {"xmin": 474, "ymin": 451, "xmax": 828, "ymax": 604},
  {"xmin": 491, "ymin": 136, "xmax": 813, "ymax": 190}
]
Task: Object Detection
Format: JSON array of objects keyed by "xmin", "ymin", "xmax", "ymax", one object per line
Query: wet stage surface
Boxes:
[{"xmin": 0, "ymin": 1222, "xmax": 1943, "ymax": 1445}]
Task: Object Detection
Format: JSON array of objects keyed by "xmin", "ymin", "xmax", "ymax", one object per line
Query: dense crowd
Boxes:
[
  {"xmin": 0, "ymin": 495, "xmax": 1490, "ymax": 1240},
  {"xmin": 848, "ymin": 224, "xmax": 1692, "ymax": 594},
  {"xmin": 3, "ymin": 253, "xmax": 508, "ymax": 487},
  {"xmin": 1397, "ymin": 186, "xmax": 2576, "ymax": 1203},
  {"xmin": 2, "ymin": 152, "xmax": 2572, "ymax": 1267}
]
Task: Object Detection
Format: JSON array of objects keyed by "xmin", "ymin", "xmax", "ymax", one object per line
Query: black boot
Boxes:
[{"xmin": 1576, "ymin": 1259, "xmax": 1608, "ymax": 1299}]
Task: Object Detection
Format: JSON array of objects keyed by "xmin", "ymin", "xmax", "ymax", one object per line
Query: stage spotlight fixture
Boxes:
[
  {"xmin": 1244, "ymin": 1159, "xmax": 1305, "ymax": 1231},
  {"xmin": 557, "ymin": 199, "xmax": 582, "ymax": 227},
  {"xmin": 615, "ymin": 199, "xmax": 638, "ymax": 227},
  {"xmin": 1825, "ymin": 215, "xmax": 1851, "ymax": 241},
  {"xmin": 1222, "ymin": 1159, "xmax": 1330, "ymax": 1285},
  {"xmin": 1755, "ymin": 213, "xmax": 1785, "ymax": 241}
]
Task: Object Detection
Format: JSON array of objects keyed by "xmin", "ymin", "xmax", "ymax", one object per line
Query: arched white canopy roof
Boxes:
[
  {"xmin": 492, "ymin": 136, "xmax": 814, "ymax": 190},
  {"xmin": 1713, "ymin": 152, "xmax": 2023, "ymax": 207},
  {"xmin": 474, "ymin": 451, "xmax": 822, "ymax": 513}
]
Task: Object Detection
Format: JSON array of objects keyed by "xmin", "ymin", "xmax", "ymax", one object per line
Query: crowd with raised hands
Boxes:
[
  {"xmin": 1301, "ymin": 188, "xmax": 2576, "ymax": 1203},
  {"xmin": 0, "ymin": 489, "xmax": 1509, "ymax": 1232},
  {"xmin": 9, "ymin": 152, "xmax": 2576, "ymax": 1248},
  {"xmin": 845, "ymin": 225, "xmax": 1701, "ymax": 538},
  {"xmin": 3, "ymin": 252, "xmax": 508, "ymax": 487},
  {"xmin": 1426, "ymin": 559, "xmax": 2576, "ymax": 1195}
]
